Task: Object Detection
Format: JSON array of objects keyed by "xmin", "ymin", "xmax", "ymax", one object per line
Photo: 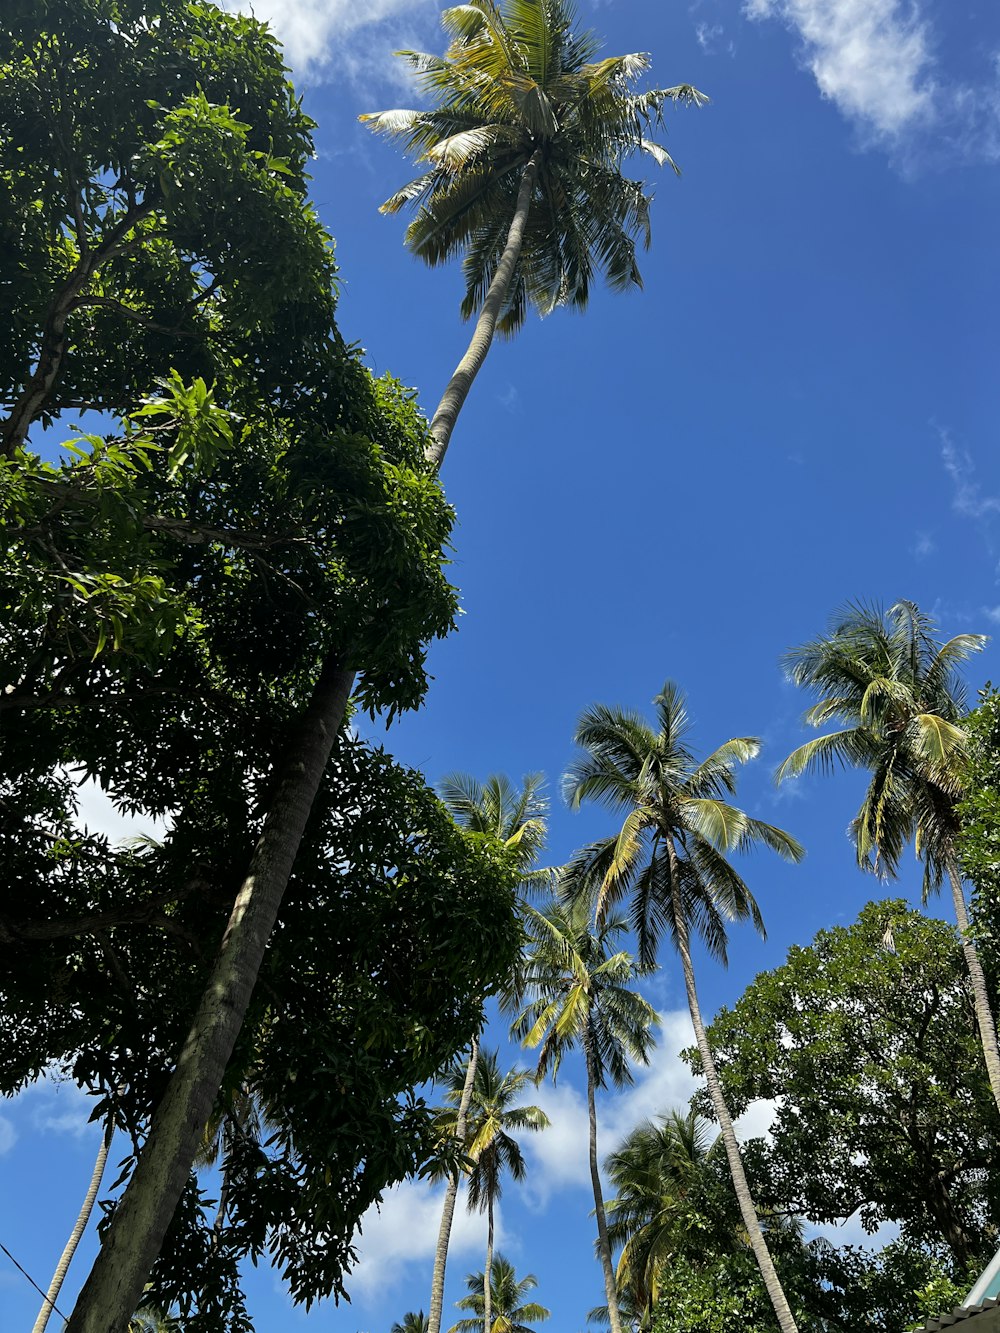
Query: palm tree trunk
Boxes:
[
  {"xmin": 584, "ymin": 1020, "xmax": 625, "ymax": 1333},
  {"xmin": 673, "ymin": 913, "xmax": 799, "ymax": 1333},
  {"xmin": 66, "ymin": 659, "xmax": 355, "ymax": 1333},
  {"xmin": 427, "ymin": 149, "xmax": 542, "ymax": 470},
  {"xmin": 429, "ymin": 1033, "xmax": 480, "ymax": 1333},
  {"xmin": 947, "ymin": 857, "xmax": 1000, "ymax": 1116},
  {"xmin": 483, "ymin": 1199, "xmax": 494, "ymax": 1333},
  {"xmin": 32, "ymin": 1126, "xmax": 112, "ymax": 1333}
]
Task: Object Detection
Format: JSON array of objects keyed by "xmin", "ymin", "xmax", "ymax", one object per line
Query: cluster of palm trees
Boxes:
[
  {"xmin": 52, "ymin": 0, "xmax": 998, "ymax": 1325},
  {"xmin": 405, "ymin": 596, "xmax": 996, "ymax": 1333}
]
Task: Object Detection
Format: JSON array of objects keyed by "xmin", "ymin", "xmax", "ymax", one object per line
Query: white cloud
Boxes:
[
  {"xmin": 221, "ymin": 0, "xmax": 438, "ymax": 84},
  {"xmin": 0, "ymin": 1117, "xmax": 16, "ymax": 1156},
  {"xmin": 347, "ymin": 1177, "xmax": 494, "ymax": 1303},
  {"xmin": 939, "ymin": 428, "xmax": 1000, "ymax": 521},
  {"xmin": 74, "ymin": 777, "xmax": 169, "ymax": 844},
  {"xmin": 13, "ymin": 1076, "xmax": 102, "ymax": 1140},
  {"xmin": 744, "ymin": 0, "xmax": 935, "ymax": 144}
]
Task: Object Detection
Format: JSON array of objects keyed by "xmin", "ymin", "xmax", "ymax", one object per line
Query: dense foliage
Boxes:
[
  {"xmin": 1, "ymin": 0, "xmax": 522, "ymax": 1323},
  {"xmin": 690, "ymin": 902, "xmax": 1000, "ymax": 1271}
]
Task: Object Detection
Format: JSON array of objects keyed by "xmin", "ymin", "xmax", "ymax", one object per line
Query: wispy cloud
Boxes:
[
  {"xmin": 938, "ymin": 426, "xmax": 1000, "ymax": 520},
  {"xmin": 744, "ymin": 0, "xmax": 934, "ymax": 145},
  {"xmin": 222, "ymin": 0, "xmax": 438, "ymax": 85},
  {"xmin": 0, "ymin": 1118, "xmax": 16, "ymax": 1156},
  {"xmin": 911, "ymin": 531, "xmax": 936, "ymax": 560},
  {"xmin": 743, "ymin": 0, "xmax": 1000, "ymax": 166}
]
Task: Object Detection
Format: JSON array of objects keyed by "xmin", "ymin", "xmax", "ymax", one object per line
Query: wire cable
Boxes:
[{"xmin": 0, "ymin": 1238, "xmax": 67, "ymax": 1321}]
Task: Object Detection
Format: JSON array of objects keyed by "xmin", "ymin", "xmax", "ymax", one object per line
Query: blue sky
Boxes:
[{"xmin": 3, "ymin": 0, "xmax": 1000, "ymax": 1328}]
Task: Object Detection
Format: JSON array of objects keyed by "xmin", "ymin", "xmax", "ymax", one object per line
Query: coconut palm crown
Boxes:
[
  {"xmin": 449, "ymin": 1254, "xmax": 550, "ymax": 1333},
  {"xmin": 361, "ymin": 0, "xmax": 706, "ymax": 335},
  {"xmin": 562, "ymin": 682, "xmax": 804, "ymax": 969},
  {"xmin": 777, "ymin": 599, "xmax": 985, "ymax": 894}
]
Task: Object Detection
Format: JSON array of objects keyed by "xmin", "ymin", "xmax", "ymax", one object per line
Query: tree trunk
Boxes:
[
  {"xmin": 483, "ymin": 1199, "xmax": 494, "ymax": 1333},
  {"xmin": 947, "ymin": 858, "xmax": 1000, "ymax": 1116},
  {"xmin": 427, "ymin": 149, "xmax": 542, "ymax": 470},
  {"xmin": 585, "ymin": 1020, "xmax": 625, "ymax": 1333},
  {"xmin": 66, "ymin": 659, "xmax": 355, "ymax": 1333},
  {"xmin": 429, "ymin": 1034, "xmax": 480, "ymax": 1333},
  {"xmin": 32, "ymin": 1126, "xmax": 112, "ymax": 1333},
  {"xmin": 673, "ymin": 913, "xmax": 799, "ymax": 1333}
]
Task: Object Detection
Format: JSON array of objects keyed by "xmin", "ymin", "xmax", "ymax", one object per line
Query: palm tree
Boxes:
[
  {"xmin": 777, "ymin": 599, "xmax": 1000, "ymax": 1112},
  {"xmin": 361, "ymin": 0, "xmax": 706, "ymax": 467},
  {"xmin": 562, "ymin": 682, "xmax": 805, "ymax": 1333},
  {"xmin": 515, "ymin": 900, "xmax": 658, "ymax": 1333},
  {"xmin": 605, "ymin": 1111, "xmax": 734, "ymax": 1331},
  {"xmin": 393, "ymin": 1314, "xmax": 430, "ymax": 1333},
  {"xmin": 449, "ymin": 1253, "xmax": 550, "ymax": 1333},
  {"xmin": 439, "ymin": 1049, "xmax": 549, "ymax": 1333},
  {"xmin": 427, "ymin": 774, "xmax": 549, "ymax": 1333},
  {"xmin": 33, "ymin": 1123, "xmax": 114, "ymax": 1333}
]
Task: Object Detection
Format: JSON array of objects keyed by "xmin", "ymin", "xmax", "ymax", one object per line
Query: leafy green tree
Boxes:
[
  {"xmin": 957, "ymin": 690, "xmax": 1000, "ymax": 994},
  {"xmin": 0, "ymin": 1, "xmax": 519, "ymax": 1326},
  {"xmin": 449, "ymin": 1253, "xmax": 550, "ymax": 1333},
  {"xmin": 778, "ymin": 601, "xmax": 1000, "ymax": 1113},
  {"xmin": 438, "ymin": 1049, "xmax": 549, "ymax": 1333},
  {"xmin": 694, "ymin": 900, "xmax": 1000, "ymax": 1269},
  {"xmin": 516, "ymin": 901, "xmax": 658, "ymax": 1333},
  {"xmin": 563, "ymin": 683, "xmax": 804, "ymax": 1333},
  {"xmin": 361, "ymin": 0, "xmax": 705, "ymax": 466},
  {"xmin": 428, "ymin": 775, "xmax": 549, "ymax": 1333}
]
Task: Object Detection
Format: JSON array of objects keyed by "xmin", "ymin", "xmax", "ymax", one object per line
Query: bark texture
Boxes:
[
  {"xmin": 66, "ymin": 660, "xmax": 355, "ymax": 1333},
  {"xmin": 2, "ymin": 202, "xmax": 154, "ymax": 457},
  {"xmin": 427, "ymin": 150, "xmax": 542, "ymax": 470},
  {"xmin": 585, "ymin": 1021, "xmax": 625, "ymax": 1333},
  {"xmin": 948, "ymin": 859, "xmax": 1000, "ymax": 1117},
  {"xmin": 673, "ymin": 911, "xmax": 799, "ymax": 1333},
  {"xmin": 483, "ymin": 1202, "xmax": 494, "ymax": 1333},
  {"xmin": 33, "ymin": 1127, "xmax": 112, "ymax": 1333},
  {"xmin": 428, "ymin": 1034, "xmax": 480, "ymax": 1333}
]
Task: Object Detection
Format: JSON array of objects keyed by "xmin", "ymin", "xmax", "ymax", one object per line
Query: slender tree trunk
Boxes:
[
  {"xmin": 585, "ymin": 1021, "xmax": 625, "ymax": 1333},
  {"xmin": 673, "ymin": 913, "xmax": 799, "ymax": 1333},
  {"xmin": 429, "ymin": 1034, "xmax": 480, "ymax": 1333},
  {"xmin": 483, "ymin": 1199, "xmax": 494, "ymax": 1333},
  {"xmin": 427, "ymin": 149, "xmax": 542, "ymax": 470},
  {"xmin": 32, "ymin": 1126, "xmax": 112, "ymax": 1333},
  {"xmin": 66, "ymin": 659, "xmax": 355, "ymax": 1333},
  {"xmin": 947, "ymin": 857, "xmax": 1000, "ymax": 1116}
]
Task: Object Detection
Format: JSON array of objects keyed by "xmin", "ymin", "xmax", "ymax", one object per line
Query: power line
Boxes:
[{"xmin": 0, "ymin": 1238, "xmax": 67, "ymax": 1322}]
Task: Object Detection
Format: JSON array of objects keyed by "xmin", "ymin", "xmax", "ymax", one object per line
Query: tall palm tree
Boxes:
[
  {"xmin": 515, "ymin": 900, "xmax": 658, "ymax": 1333},
  {"xmin": 776, "ymin": 599, "xmax": 1000, "ymax": 1111},
  {"xmin": 427, "ymin": 774, "xmax": 549, "ymax": 1333},
  {"xmin": 449, "ymin": 1253, "xmax": 550, "ymax": 1333},
  {"xmin": 440, "ymin": 1049, "xmax": 549, "ymax": 1333},
  {"xmin": 562, "ymin": 682, "xmax": 805, "ymax": 1333},
  {"xmin": 361, "ymin": 0, "xmax": 706, "ymax": 467},
  {"xmin": 605, "ymin": 1111, "xmax": 733, "ymax": 1331},
  {"xmin": 33, "ymin": 1123, "xmax": 114, "ymax": 1333}
]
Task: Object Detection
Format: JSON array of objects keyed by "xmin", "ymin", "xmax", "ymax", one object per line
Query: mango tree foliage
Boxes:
[
  {"xmin": 688, "ymin": 901, "xmax": 1000, "ymax": 1272},
  {"xmin": 0, "ymin": 0, "xmax": 521, "ymax": 1324},
  {"xmin": 960, "ymin": 690, "xmax": 1000, "ymax": 984}
]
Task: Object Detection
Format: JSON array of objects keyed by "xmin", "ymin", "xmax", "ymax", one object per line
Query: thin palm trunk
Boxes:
[
  {"xmin": 33, "ymin": 1126, "xmax": 112, "ymax": 1333},
  {"xmin": 483, "ymin": 1201, "xmax": 494, "ymax": 1333},
  {"xmin": 672, "ymin": 905, "xmax": 798, "ymax": 1333},
  {"xmin": 429, "ymin": 1033, "xmax": 480, "ymax": 1333},
  {"xmin": 66, "ymin": 660, "xmax": 355, "ymax": 1333},
  {"xmin": 427, "ymin": 149, "xmax": 542, "ymax": 469},
  {"xmin": 947, "ymin": 858, "xmax": 1000, "ymax": 1116},
  {"xmin": 585, "ymin": 1021, "xmax": 625, "ymax": 1333}
]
